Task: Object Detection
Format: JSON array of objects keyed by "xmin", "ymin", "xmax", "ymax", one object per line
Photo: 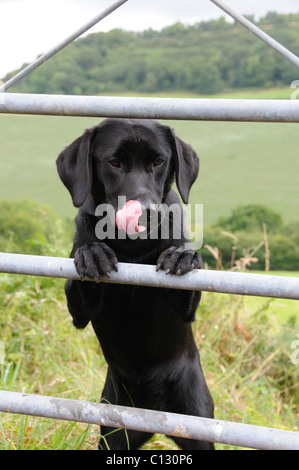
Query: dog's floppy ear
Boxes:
[
  {"xmin": 56, "ymin": 128, "xmax": 94, "ymax": 207},
  {"xmin": 169, "ymin": 130, "xmax": 199, "ymax": 204}
]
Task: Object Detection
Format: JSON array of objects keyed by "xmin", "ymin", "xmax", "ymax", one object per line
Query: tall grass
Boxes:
[
  {"xmin": 0, "ymin": 272, "xmax": 106, "ymax": 450},
  {"xmin": 0, "ymin": 268, "xmax": 297, "ymax": 450}
]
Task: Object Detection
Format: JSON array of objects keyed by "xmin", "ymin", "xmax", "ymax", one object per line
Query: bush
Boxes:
[
  {"xmin": 202, "ymin": 204, "xmax": 299, "ymax": 271},
  {"xmin": 214, "ymin": 204, "xmax": 283, "ymax": 233},
  {"xmin": 202, "ymin": 225, "xmax": 265, "ymax": 270},
  {"xmin": 269, "ymin": 234, "xmax": 299, "ymax": 271},
  {"xmin": 0, "ymin": 200, "xmax": 72, "ymax": 256}
]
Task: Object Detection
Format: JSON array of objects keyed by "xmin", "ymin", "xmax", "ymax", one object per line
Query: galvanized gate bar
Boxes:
[
  {"xmin": 210, "ymin": 0, "xmax": 299, "ymax": 68},
  {"xmin": 0, "ymin": 391, "xmax": 298, "ymax": 450},
  {"xmin": 1, "ymin": 93, "xmax": 299, "ymax": 122},
  {"xmin": 0, "ymin": 0, "xmax": 129, "ymax": 93},
  {"xmin": 1, "ymin": 252, "xmax": 299, "ymax": 300}
]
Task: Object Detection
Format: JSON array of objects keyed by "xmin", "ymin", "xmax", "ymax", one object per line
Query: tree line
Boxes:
[{"xmin": 3, "ymin": 12, "xmax": 299, "ymax": 95}]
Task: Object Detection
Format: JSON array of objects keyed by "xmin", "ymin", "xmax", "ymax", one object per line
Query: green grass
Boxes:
[
  {"xmin": 0, "ymin": 114, "xmax": 100, "ymax": 221},
  {"xmin": 244, "ymin": 272, "xmax": 299, "ymax": 325},
  {"xmin": 0, "ymin": 270, "xmax": 298, "ymax": 450},
  {"xmin": 0, "ymin": 88, "xmax": 298, "ymax": 225},
  {"xmin": 106, "ymin": 87, "xmax": 294, "ymax": 100},
  {"xmin": 185, "ymin": 120, "xmax": 299, "ymax": 226}
]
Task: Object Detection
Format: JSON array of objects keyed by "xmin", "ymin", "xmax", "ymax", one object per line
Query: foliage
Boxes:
[
  {"xmin": 214, "ymin": 204, "xmax": 283, "ymax": 233},
  {"xmin": 3, "ymin": 13, "xmax": 299, "ymax": 95},
  {"xmin": 202, "ymin": 204, "xmax": 299, "ymax": 271},
  {"xmin": 0, "ymin": 200, "xmax": 72, "ymax": 256}
]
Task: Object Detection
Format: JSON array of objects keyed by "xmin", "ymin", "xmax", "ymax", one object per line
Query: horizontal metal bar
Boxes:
[
  {"xmin": 0, "ymin": 0, "xmax": 129, "ymax": 92},
  {"xmin": 210, "ymin": 0, "xmax": 299, "ymax": 68},
  {"xmin": 0, "ymin": 391, "xmax": 298, "ymax": 450},
  {"xmin": 1, "ymin": 252, "xmax": 299, "ymax": 300},
  {"xmin": 1, "ymin": 93, "xmax": 299, "ymax": 122}
]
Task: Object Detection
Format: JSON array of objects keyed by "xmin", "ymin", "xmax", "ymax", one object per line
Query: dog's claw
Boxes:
[
  {"xmin": 74, "ymin": 243, "xmax": 118, "ymax": 282},
  {"xmin": 157, "ymin": 246, "xmax": 202, "ymax": 276}
]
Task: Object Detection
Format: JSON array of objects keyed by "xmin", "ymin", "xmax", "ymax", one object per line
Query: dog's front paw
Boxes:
[
  {"xmin": 156, "ymin": 246, "xmax": 202, "ymax": 276},
  {"xmin": 74, "ymin": 243, "xmax": 118, "ymax": 281}
]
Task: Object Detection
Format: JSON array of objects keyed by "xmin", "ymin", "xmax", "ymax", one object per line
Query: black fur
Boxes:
[{"xmin": 57, "ymin": 119, "xmax": 214, "ymax": 450}]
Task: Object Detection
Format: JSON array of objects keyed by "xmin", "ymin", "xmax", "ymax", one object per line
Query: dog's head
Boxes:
[{"xmin": 56, "ymin": 118, "xmax": 199, "ymax": 211}]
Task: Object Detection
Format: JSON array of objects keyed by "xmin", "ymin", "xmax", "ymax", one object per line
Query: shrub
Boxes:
[
  {"xmin": 0, "ymin": 200, "xmax": 72, "ymax": 256},
  {"xmin": 214, "ymin": 204, "xmax": 283, "ymax": 233},
  {"xmin": 202, "ymin": 205, "xmax": 299, "ymax": 271}
]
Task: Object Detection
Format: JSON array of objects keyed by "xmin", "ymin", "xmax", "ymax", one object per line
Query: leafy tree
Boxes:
[
  {"xmin": 214, "ymin": 204, "xmax": 283, "ymax": 233},
  {"xmin": 3, "ymin": 13, "xmax": 299, "ymax": 95},
  {"xmin": 161, "ymin": 22, "xmax": 187, "ymax": 37},
  {"xmin": 268, "ymin": 234, "xmax": 299, "ymax": 270}
]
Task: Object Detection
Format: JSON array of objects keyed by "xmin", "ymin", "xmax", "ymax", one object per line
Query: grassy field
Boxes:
[
  {"xmin": 0, "ymin": 269, "xmax": 297, "ymax": 450},
  {"xmin": 0, "ymin": 88, "xmax": 298, "ymax": 225}
]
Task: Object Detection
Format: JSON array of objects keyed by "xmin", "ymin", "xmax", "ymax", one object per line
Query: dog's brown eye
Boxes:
[
  {"xmin": 110, "ymin": 159, "xmax": 121, "ymax": 168},
  {"xmin": 153, "ymin": 158, "xmax": 163, "ymax": 167}
]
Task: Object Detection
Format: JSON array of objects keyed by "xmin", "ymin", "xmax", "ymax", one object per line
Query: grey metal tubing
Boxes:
[
  {"xmin": 1, "ymin": 93, "xmax": 299, "ymax": 122},
  {"xmin": 0, "ymin": 391, "xmax": 298, "ymax": 450},
  {"xmin": 1, "ymin": 252, "xmax": 299, "ymax": 300},
  {"xmin": 210, "ymin": 0, "xmax": 299, "ymax": 68},
  {"xmin": 0, "ymin": 0, "xmax": 128, "ymax": 92}
]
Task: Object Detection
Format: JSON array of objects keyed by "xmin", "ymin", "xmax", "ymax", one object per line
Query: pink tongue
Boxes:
[{"xmin": 116, "ymin": 200, "xmax": 146, "ymax": 235}]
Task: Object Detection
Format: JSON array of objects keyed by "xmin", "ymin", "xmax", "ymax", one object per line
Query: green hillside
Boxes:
[
  {"xmin": 3, "ymin": 12, "xmax": 299, "ymax": 95},
  {"xmin": 0, "ymin": 89, "xmax": 298, "ymax": 226},
  {"xmin": 187, "ymin": 120, "xmax": 299, "ymax": 225}
]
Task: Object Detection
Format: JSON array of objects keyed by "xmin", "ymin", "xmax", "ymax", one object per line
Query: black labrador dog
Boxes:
[{"xmin": 56, "ymin": 118, "xmax": 214, "ymax": 450}]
